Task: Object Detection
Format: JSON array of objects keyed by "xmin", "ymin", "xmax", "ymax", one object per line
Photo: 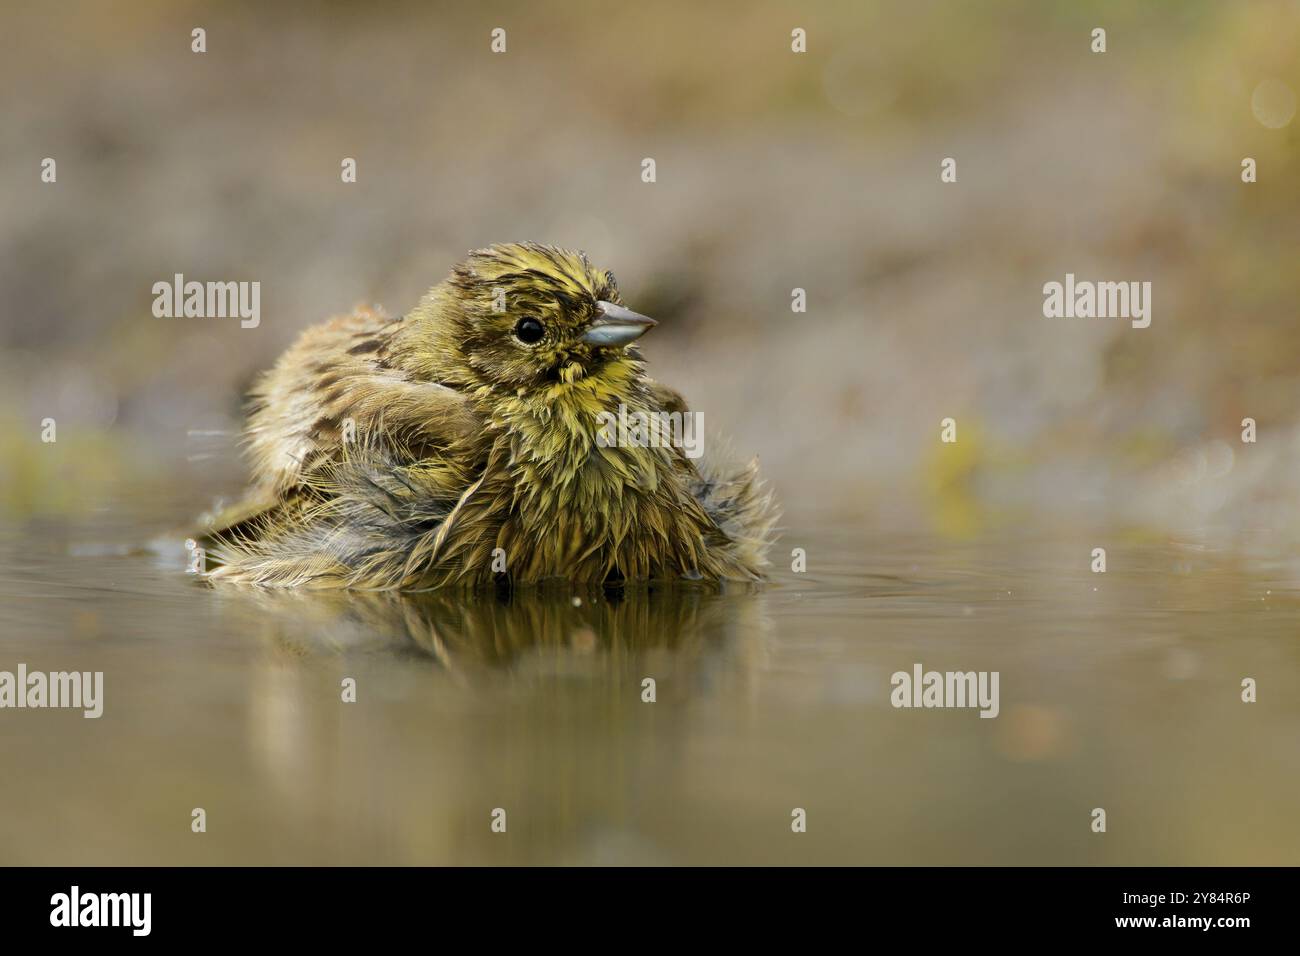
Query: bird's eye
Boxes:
[{"xmin": 513, "ymin": 317, "xmax": 545, "ymax": 345}]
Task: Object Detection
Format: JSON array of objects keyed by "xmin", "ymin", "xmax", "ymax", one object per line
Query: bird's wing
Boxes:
[
  {"xmin": 200, "ymin": 304, "xmax": 482, "ymax": 554},
  {"xmin": 205, "ymin": 427, "xmax": 493, "ymax": 589},
  {"xmin": 243, "ymin": 305, "xmax": 482, "ymax": 496}
]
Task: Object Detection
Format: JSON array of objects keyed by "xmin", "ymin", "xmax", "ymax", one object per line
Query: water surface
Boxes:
[{"xmin": 1, "ymin": 483, "xmax": 1297, "ymax": 865}]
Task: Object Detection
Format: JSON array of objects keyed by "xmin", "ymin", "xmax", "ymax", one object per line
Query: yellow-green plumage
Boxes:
[{"xmin": 203, "ymin": 242, "xmax": 777, "ymax": 589}]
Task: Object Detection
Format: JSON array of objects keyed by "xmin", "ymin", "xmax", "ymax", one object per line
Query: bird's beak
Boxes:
[{"xmin": 582, "ymin": 301, "xmax": 657, "ymax": 346}]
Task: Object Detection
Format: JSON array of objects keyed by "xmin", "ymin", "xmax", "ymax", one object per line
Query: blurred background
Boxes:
[
  {"xmin": 2, "ymin": 0, "xmax": 1299, "ymax": 535},
  {"xmin": 1, "ymin": 1, "xmax": 1298, "ymax": 866}
]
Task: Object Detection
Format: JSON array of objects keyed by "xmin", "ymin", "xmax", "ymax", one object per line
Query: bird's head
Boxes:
[{"xmin": 397, "ymin": 242, "xmax": 657, "ymax": 394}]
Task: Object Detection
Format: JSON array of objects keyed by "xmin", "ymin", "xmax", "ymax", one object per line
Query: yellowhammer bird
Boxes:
[{"xmin": 202, "ymin": 242, "xmax": 776, "ymax": 590}]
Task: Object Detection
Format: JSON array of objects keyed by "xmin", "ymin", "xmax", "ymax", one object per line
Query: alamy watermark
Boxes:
[
  {"xmin": 50, "ymin": 886, "xmax": 150, "ymax": 936},
  {"xmin": 891, "ymin": 663, "xmax": 999, "ymax": 718},
  {"xmin": 1043, "ymin": 273, "xmax": 1151, "ymax": 329},
  {"xmin": 152, "ymin": 273, "xmax": 260, "ymax": 328},
  {"xmin": 595, "ymin": 403, "xmax": 704, "ymax": 459},
  {"xmin": 0, "ymin": 664, "xmax": 103, "ymax": 718}
]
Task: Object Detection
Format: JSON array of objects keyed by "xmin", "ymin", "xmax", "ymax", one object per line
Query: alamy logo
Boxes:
[
  {"xmin": 1043, "ymin": 273, "xmax": 1151, "ymax": 328},
  {"xmin": 890, "ymin": 663, "xmax": 999, "ymax": 718},
  {"xmin": 50, "ymin": 886, "xmax": 151, "ymax": 936},
  {"xmin": 152, "ymin": 273, "xmax": 260, "ymax": 328},
  {"xmin": 595, "ymin": 404, "xmax": 704, "ymax": 459},
  {"xmin": 0, "ymin": 664, "xmax": 103, "ymax": 718}
]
